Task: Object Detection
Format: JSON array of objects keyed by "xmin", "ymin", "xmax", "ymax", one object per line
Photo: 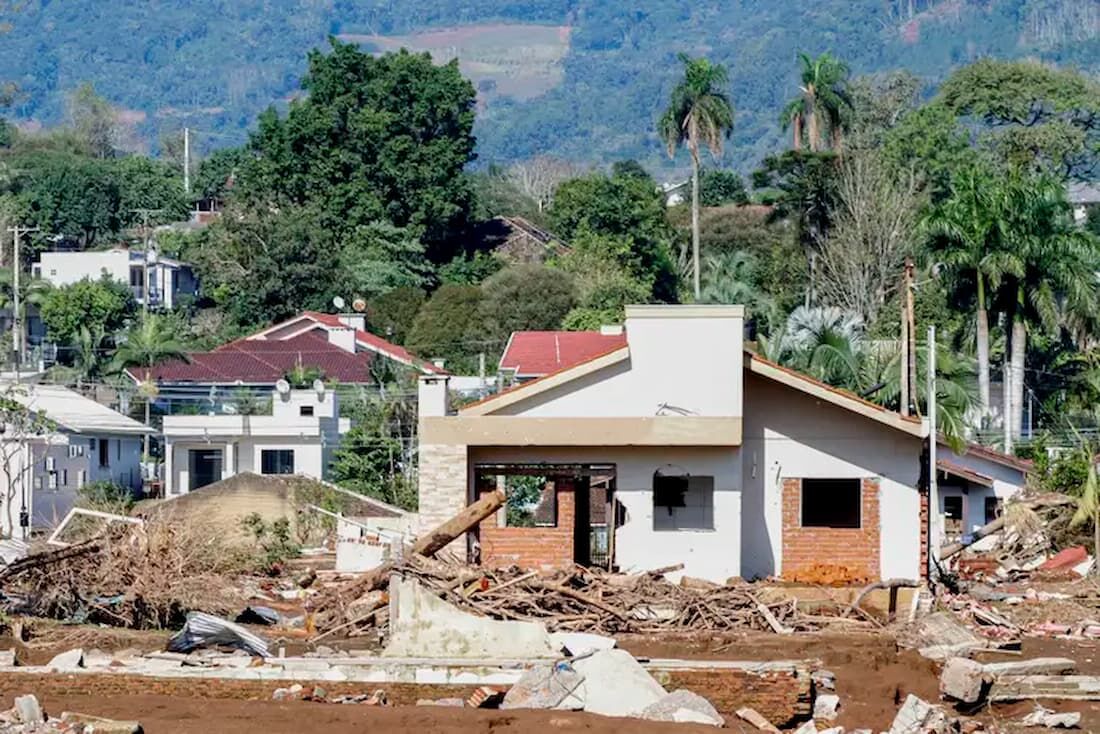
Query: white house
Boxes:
[
  {"xmin": 161, "ymin": 386, "xmax": 350, "ymax": 495},
  {"xmin": 33, "ymin": 247, "xmax": 199, "ymax": 310},
  {"xmin": 417, "ymin": 305, "xmax": 1029, "ymax": 583},
  {"xmin": 0, "ymin": 383, "xmax": 149, "ymax": 539}
]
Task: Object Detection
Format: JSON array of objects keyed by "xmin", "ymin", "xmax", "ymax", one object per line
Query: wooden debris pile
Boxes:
[
  {"xmin": 310, "ymin": 556, "xmax": 875, "ymax": 637},
  {"xmin": 0, "ymin": 519, "xmax": 247, "ymax": 629}
]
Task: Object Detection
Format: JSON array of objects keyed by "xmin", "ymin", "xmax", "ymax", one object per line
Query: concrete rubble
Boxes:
[
  {"xmin": 813, "ymin": 693, "xmax": 840, "ymax": 720},
  {"xmin": 939, "ymin": 657, "xmax": 988, "ymax": 703},
  {"xmin": 1021, "ymin": 704, "xmax": 1082, "ymax": 729},
  {"xmin": 569, "ymin": 649, "xmax": 668, "ymax": 717},
  {"xmin": 0, "ymin": 694, "xmax": 143, "ymax": 733},
  {"xmin": 639, "ymin": 690, "xmax": 724, "ymax": 726},
  {"xmin": 888, "ymin": 695, "xmax": 948, "ymax": 734},
  {"xmin": 735, "ymin": 707, "xmax": 781, "ymax": 733}
]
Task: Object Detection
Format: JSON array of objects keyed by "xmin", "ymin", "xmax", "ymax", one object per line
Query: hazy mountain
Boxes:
[{"xmin": 1, "ymin": 0, "xmax": 1096, "ymax": 170}]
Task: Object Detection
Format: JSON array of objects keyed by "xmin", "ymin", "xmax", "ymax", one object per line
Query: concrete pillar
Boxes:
[
  {"xmin": 417, "ymin": 443, "xmax": 468, "ymax": 539},
  {"xmin": 164, "ymin": 443, "xmax": 175, "ymax": 495},
  {"xmin": 418, "ymin": 375, "xmax": 451, "ymax": 417},
  {"xmin": 223, "ymin": 442, "xmax": 235, "ymax": 480}
]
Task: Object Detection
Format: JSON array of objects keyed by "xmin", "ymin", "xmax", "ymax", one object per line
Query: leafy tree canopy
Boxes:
[
  {"xmin": 406, "ymin": 283, "xmax": 485, "ymax": 372},
  {"xmin": 39, "ymin": 276, "xmax": 135, "ymax": 347}
]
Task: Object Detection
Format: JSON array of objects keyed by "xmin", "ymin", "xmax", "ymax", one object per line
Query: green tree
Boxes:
[
  {"xmin": 699, "ymin": 250, "xmax": 778, "ymax": 328},
  {"xmin": 881, "ymin": 103, "xmax": 974, "ymax": 201},
  {"xmin": 437, "ymin": 251, "xmax": 503, "ymax": 286},
  {"xmin": 1071, "ymin": 456, "xmax": 1100, "ymax": 569},
  {"xmin": 9, "ymin": 151, "xmax": 121, "ymax": 247},
  {"xmin": 366, "ymin": 286, "xmax": 425, "ymax": 345},
  {"xmin": 780, "ymin": 52, "xmax": 852, "ymax": 153},
  {"xmin": 699, "ymin": 169, "xmax": 749, "ymax": 207},
  {"xmin": 406, "ymin": 284, "xmax": 484, "ymax": 372},
  {"xmin": 478, "ymin": 264, "xmax": 577, "ymax": 344},
  {"xmin": 39, "ymin": 276, "xmax": 134, "ymax": 347},
  {"xmin": 658, "ymin": 54, "xmax": 735, "ymax": 299},
  {"xmin": 340, "ymin": 221, "xmax": 433, "ymax": 300},
  {"xmin": 66, "ymin": 82, "xmax": 119, "ymax": 159},
  {"xmin": 557, "ymin": 231, "xmax": 652, "ymax": 330},
  {"xmin": 237, "ymin": 41, "xmax": 477, "ymax": 256},
  {"xmin": 329, "ymin": 393, "xmax": 417, "ymax": 511},
  {"xmin": 550, "ymin": 171, "xmax": 677, "ymax": 301},
  {"xmin": 112, "ymin": 155, "xmax": 189, "ymax": 222},
  {"xmin": 110, "ymin": 313, "xmax": 190, "ymax": 456}
]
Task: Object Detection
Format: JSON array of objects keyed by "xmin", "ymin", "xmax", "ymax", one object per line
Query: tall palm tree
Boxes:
[
  {"xmin": 999, "ymin": 172, "xmax": 1100, "ymax": 443},
  {"xmin": 110, "ymin": 313, "xmax": 190, "ymax": 457},
  {"xmin": 924, "ymin": 164, "xmax": 1017, "ymax": 424},
  {"xmin": 699, "ymin": 250, "xmax": 779, "ymax": 327},
  {"xmin": 780, "ymin": 52, "xmax": 853, "ymax": 153},
  {"xmin": 659, "ymin": 54, "xmax": 735, "ymax": 300}
]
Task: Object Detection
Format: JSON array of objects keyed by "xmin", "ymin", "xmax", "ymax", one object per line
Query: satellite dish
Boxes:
[
  {"xmin": 352, "ymin": 298, "xmax": 367, "ymax": 313},
  {"xmin": 313, "ymin": 379, "xmax": 326, "ymax": 399},
  {"xmin": 333, "ymin": 296, "xmax": 346, "ymax": 310},
  {"xmin": 275, "ymin": 379, "xmax": 291, "ymax": 397}
]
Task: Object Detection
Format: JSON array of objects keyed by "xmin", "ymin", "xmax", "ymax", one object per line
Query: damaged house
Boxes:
[{"xmin": 417, "ymin": 305, "xmax": 1028, "ymax": 583}]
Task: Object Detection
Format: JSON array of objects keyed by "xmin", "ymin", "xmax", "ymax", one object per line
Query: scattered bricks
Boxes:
[
  {"xmin": 990, "ymin": 675, "xmax": 1100, "ymax": 701},
  {"xmin": 272, "ymin": 683, "xmax": 304, "ymax": 701},
  {"xmin": 736, "ymin": 707, "xmax": 781, "ymax": 734},
  {"xmin": 813, "ymin": 693, "xmax": 840, "ymax": 720},
  {"xmin": 982, "ymin": 658, "xmax": 1076, "ymax": 677},
  {"xmin": 467, "ymin": 686, "xmax": 506, "ymax": 708},
  {"xmin": 655, "ymin": 663, "xmax": 813, "ymax": 727},
  {"xmin": 940, "ymin": 657, "xmax": 989, "ymax": 704}
]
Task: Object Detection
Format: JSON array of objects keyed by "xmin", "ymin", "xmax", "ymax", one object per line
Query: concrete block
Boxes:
[
  {"xmin": 383, "ymin": 576, "xmax": 557, "ymax": 660},
  {"xmin": 571, "ymin": 649, "xmax": 667, "ymax": 718},
  {"xmin": 83, "ymin": 649, "xmax": 116, "ymax": 668},
  {"xmin": 889, "ymin": 695, "xmax": 947, "ymax": 734},
  {"xmin": 735, "ymin": 707, "xmax": 782, "ymax": 733},
  {"xmin": 1022, "ymin": 705, "xmax": 1082, "ymax": 728},
  {"xmin": 982, "ymin": 658, "xmax": 1076, "ymax": 677},
  {"xmin": 940, "ymin": 657, "xmax": 988, "ymax": 703},
  {"xmin": 0, "ymin": 649, "xmax": 15, "ymax": 667},
  {"xmin": 991, "ymin": 675, "xmax": 1100, "ymax": 701},
  {"xmin": 549, "ymin": 632, "xmax": 616, "ymax": 657},
  {"xmin": 814, "ymin": 693, "xmax": 840, "ymax": 720},
  {"xmin": 58, "ymin": 712, "xmax": 143, "ymax": 733},
  {"xmin": 13, "ymin": 694, "xmax": 43, "ymax": 724},
  {"xmin": 641, "ymin": 690, "xmax": 724, "ymax": 727},
  {"xmin": 47, "ymin": 647, "xmax": 84, "ymax": 671},
  {"xmin": 502, "ymin": 663, "xmax": 585, "ymax": 711}
]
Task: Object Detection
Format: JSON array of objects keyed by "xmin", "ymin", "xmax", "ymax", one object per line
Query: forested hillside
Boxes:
[{"xmin": 1, "ymin": 0, "xmax": 1097, "ymax": 169}]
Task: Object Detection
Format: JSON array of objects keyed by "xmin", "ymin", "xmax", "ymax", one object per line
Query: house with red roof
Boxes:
[
  {"xmin": 416, "ymin": 305, "xmax": 1029, "ymax": 583},
  {"xmin": 127, "ymin": 312, "xmax": 444, "ymax": 407}
]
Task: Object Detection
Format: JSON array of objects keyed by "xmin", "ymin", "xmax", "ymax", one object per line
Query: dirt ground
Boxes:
[{"xmin": 3, "ymin": 626, "xmax": 1100, "ymax": 732}]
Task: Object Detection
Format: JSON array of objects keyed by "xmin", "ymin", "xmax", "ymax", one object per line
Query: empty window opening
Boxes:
[
  {"xmin": 801, "ymin": 478, "xmax": 861, "ymax": 529},
  {"xmin": 261, "ymin": 449, "xmax": 295, "ymax": 475},
  {"xmin": 498, "ymin": 475, "xmax": 554, "ymax": 528},
  {"xmin": 299, "ymin": 405, "xmax": 314, "ymax": 417},
  {"xmin": 653, "ymin": 472, "xmax": 714, "ymax": 531},
  {"xmin": 98, "ymin": 439, "xmax": 110, "ymax": 468},
  {"xmin": 984, "ymin": 497, "xmax": 1003, "ymax": 525}
]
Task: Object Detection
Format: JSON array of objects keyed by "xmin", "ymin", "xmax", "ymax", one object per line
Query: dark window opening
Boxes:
[
  {"xmin": 943, "ymin": 496, "xmax": 963, "ymax": 521},
  {"xmin": 653, "ymin": 473, "xmax": 714, "ymax": 531},
  {"xmin": 261, "ymin": 449, "xmax": 295, "ymax": 475},
  {"xmin": 801, "ymin": 478, "xmax": 861, "ymax": 528},
  {"xmin": 984, "ymin": 497, "xmax": 1003, "ymax": 525},
  {"xmin": 299, "ymin": 405, "xmax": 314, "ymax": 417},
  {"xmin": 98, "ymin": 438, "xmax": 110, "ymax": 468}
]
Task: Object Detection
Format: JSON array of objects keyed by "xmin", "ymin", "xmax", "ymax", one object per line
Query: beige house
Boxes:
[{"xmin": 417, "ymin": 305, "xmax": 1028, "ymax": 583}]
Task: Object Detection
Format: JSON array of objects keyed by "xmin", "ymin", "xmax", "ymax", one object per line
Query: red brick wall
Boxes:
[
  {"xmin": 477, "ymin": 480, "xmax": 576, "ymax": 570},
  {"xmin": 781, "ymin": 477, "xmax": 881, "ymax": 582},
  {"xmin": 919, "ymin": 488, "xmax": 929, "ymax": 580}
]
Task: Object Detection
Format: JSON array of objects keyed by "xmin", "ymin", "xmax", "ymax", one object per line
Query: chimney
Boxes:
[
  {"xmin": 337, "ymin": 313, "xmax": 366, "ymax": 332},
  {"xmin": 600, "ymin": 324, "xmax": 624, "ymax": 336},
  {"xmin": 419, "ymin": 375, "xmax": 451, "ymax": 417}
]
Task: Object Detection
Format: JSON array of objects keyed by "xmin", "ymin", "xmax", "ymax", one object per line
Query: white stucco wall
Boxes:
[
  {"xmin": 936, "ymin": 448, "xmax": 1027, "ymax": 536},
  {"xmin": 470, "ymin": 445, "xmax": 742, "ymax": 582},
  {"xmin": 167, "ymin": 436, "xmax": 332, "ymax": 493},
  {"xmin": 36, "ymin": 251, "xmax": 130, "ymax": 286},
  {"xmin": 493, "ymin": 307, "xmax": 744, "ymax": 419},
  {"xmin": 740, "ymin": 372, "xmax": 925, "ymax": 581}
]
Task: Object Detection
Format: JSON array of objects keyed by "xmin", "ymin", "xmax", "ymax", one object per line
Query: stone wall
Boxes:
[{"xmin": 417, "ymin": 443, "xmax": 469, "ymax": 550}]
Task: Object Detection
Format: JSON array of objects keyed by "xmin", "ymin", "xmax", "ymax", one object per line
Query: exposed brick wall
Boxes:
[
  {"xmin": 919, "ymin": 488, "xmax": 929, "ymax": 580},
  {"xmin": 477, "ymin": 479, "xmax": 576, "ymax": 570},
  {"xmin": 781, "ymin": 477, "xmax": 881, "ymax": 582},
  {"xmin": 653, "ymin": 665, "xmax": 813, "ymax": 728}
]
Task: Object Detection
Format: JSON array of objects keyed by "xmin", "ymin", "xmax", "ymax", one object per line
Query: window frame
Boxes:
[
  {"xmin": 653, "ymin": 473, "xmax": 715, "ymax": 532},
  {"xmin": 260, "ymin": 449, "xmax": 295, "ymax": 475}
]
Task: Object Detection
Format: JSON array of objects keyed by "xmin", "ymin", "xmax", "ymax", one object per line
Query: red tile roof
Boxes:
[
  {"xmin": 136, "ymin": 332, "xmax": 375, "ymax": 384},
  {"xmin": 300, "ymin": 311, "xmax": 446, "ymax": 374},
  {"xmin": 500, "ymin": 331, "xmax": 628, "ymax": 377}
]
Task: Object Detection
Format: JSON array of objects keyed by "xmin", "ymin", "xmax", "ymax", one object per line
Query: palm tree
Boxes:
[
  {"xmin": 924, "ymin": 164, "xmax": 1017, "ymax": 425},
  {"xmin": 999, "ymin": 172, "xmax": 1100, "ymax": 444},
  {"xmin": 780, "ymin": 52, "xmax": 852, "ymax": 153},
  {"xmin": 110, "ymin": 313, "xmax": 190, "ymax": 457},
  {"xmin": 1072, "ymin": 451, "xmax": 1100, "ymax": 570},
  {"xmin": 699, "ymin": 250, "xmax": 779, "ymax": 327},
  {"xmin": 659, "ymin": 54, "xmax": 735, "ymax": 300}
]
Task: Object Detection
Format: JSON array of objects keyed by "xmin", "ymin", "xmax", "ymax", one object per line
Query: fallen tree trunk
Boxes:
[
  {"xmin": 843, "ymin": 578, "xmax": 919, "ymax": 619},
  {"xmin": 939, "ymin": 494, "xmax": 1074, "ymax": 560},
  {"xmin": 412, "ymin": 490, "xmax": 505, "ymax": 557}
]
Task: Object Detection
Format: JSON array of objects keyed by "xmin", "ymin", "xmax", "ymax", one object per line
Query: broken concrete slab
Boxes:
[
  {"xmin": 13, "ymin": 694, "xmax": 43, "ymax": 724},
  {"xmin": 813, "ymin": 693, "xmax": 840, "ymax": 720},
  {"xmin": 501, "ymin": 664, "xmax": 585, "ymax": 711},
  {"xmin": 59, "ymin": 712, "xmax": 144, "ymax": 733},
  {"xmin": 1021, "ymin": 705, "xmax": 1082, "ymax": 729},
  {"xmin": 991, "ymin": 675, "xmax": 1100, "ymax": 701},
  {"xmin": 940, "ymin": 657, "xmax": 988, "ymax": 703},
  {"xmin": 383, "ymin": 576, "xmax": 557, "ymax": 660},
  {"xmin": 982, "ymin": 658, "xmax": 1076, "ymax": 677},
  {"xmin": 889, "ymin": 695, "xmax": 948, "ymax": 734},
  {"xmin": 0, "ymin": 649, "xmax": 14, "ymax": 667},
  {"xmin": 912, "ymin": 612, "xmax": 986, "ymax": 660},
  {"xmin": 794, "ymin": 721, "xmax": 818, "ymax": 734},
  {"xmin": 549, "ymin": 632, "xmax": 616, "ymax": 657},
  {"xmin": 812, "ymin": 669, "xmax": 836, "ymax": 691},
  {"xmin": 735, "ymin": 707, "xmax": 781, "ymax": 733},
  {"xmin": 640, "ymin": 690, "xmax": 724, "ymax": 727},
  {"xmin": 570, "ymin": 649, "xmax": 667, "ymax": 718},
  {"xmin": 47, "ymin": 648, "xmax": 84, "ymax": 671}
]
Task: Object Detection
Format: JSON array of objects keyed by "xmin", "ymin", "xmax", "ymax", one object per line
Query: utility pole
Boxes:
[
  {"xmin": 132, "ymin": 209, "xmax": 164, "ymax": 315},
  {"xmin": 1003, "ymin": 360, "xmax": 1013, "ymax": 453},
  {"xmin": 6, "ymin": 225, "xmax": 39, "ymax": 377},
  {"xmin": 927, "ymin": 324, "xmax": 938, "ymax": 580},
  {"xmin": 183, "ymin": 127, "xmax": 191, "ymax": 196},
  {"xmin": 905, "ymin": 258, "xmax": 918, "ymax": 417}
]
